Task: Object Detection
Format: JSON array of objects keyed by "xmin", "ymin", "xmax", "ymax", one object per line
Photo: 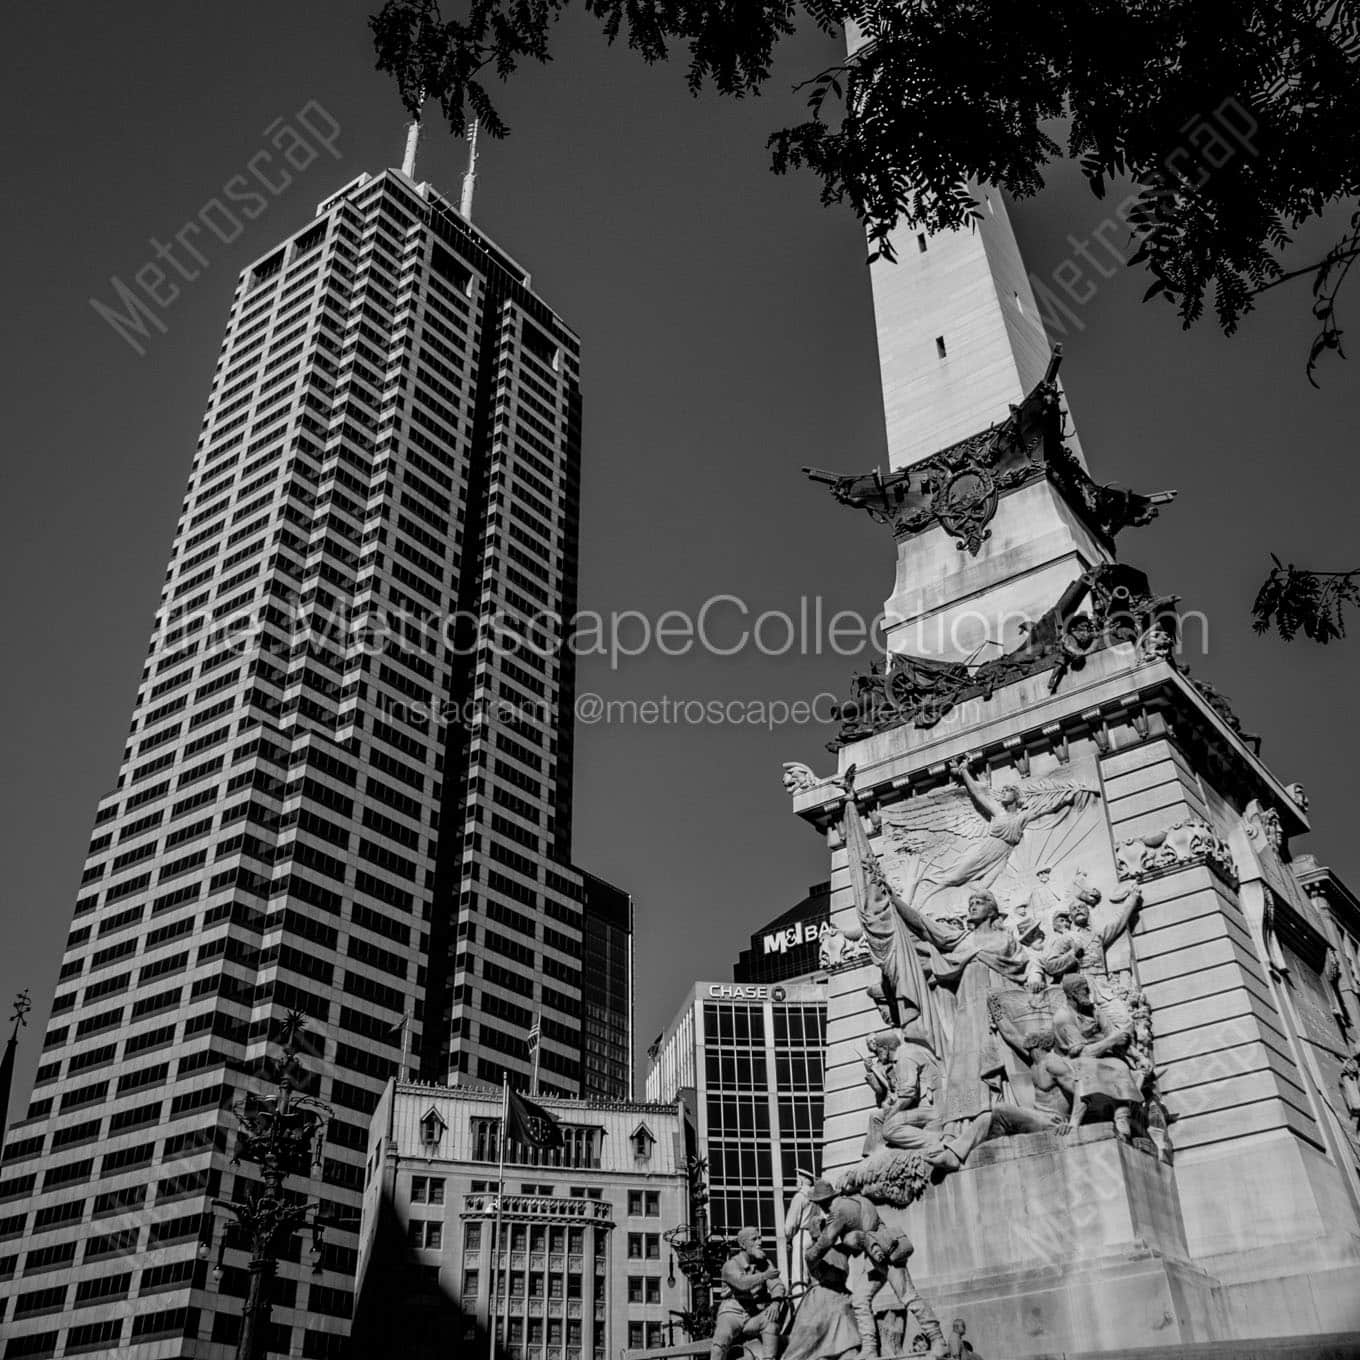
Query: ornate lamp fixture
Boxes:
[{"xmin": 208, "ymin": 1011, "xmax": 339, "ymax": 1360}]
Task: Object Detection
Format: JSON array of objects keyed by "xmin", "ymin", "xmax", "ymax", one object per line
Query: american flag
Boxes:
[{"xmin": 526, "ymin": 1016, "xmax": 541, "ymax": 1055}]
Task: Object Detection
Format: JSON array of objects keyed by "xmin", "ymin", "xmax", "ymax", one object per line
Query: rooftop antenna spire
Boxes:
[
  {"xmin": 460, "ymin": 118, "xmax": 480, "ymax": 220},
  {"xmin": 401, "ymin": 89, "xmax": 425, "ymax": 180},
  {"xmin": 401, "ymin": 115, "xmax": 421, "ymax": 179}
]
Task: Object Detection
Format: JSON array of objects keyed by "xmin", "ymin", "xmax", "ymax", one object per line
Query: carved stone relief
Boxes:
[
  {"xmin": 822, "ymin": 758, "xmax": 1161, "ymax": 1221},
  {"xmin": 782, "ymin": 761, "xmax": 827, "ymax": 796},
  {"xmin": 828, "ymin": 561, "xmax": 1181, "ymax": 749},
  {"xmin": 1115, "ymin": 818, "xmax": 1238, "ymax": 886}
]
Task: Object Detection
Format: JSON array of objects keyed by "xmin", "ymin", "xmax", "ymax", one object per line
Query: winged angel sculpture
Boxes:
[
  {"xmin": 842, "ymin": 759, "xmax": 1103, "ymax": 1127},
  {"xmin": 885, "ymin": 760, "xmax": 1100, "ymax": 912}
]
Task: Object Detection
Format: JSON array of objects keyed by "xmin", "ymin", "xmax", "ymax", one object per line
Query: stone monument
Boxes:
[{"xmin": 783, "ymin": 198, "xmax": 1360, "ymax": 1357}]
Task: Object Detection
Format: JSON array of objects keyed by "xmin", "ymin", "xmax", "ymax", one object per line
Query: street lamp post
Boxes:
[
  {"xmin": 662, "ymin": 1153, "xmax": 728, "ymax": 1342},
  {"xmin": 210, "ymin": 1011, "xmax": 336, "ymax": 1360}
]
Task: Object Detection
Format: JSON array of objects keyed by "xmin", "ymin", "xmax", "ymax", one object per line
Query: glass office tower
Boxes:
[{"xmin": 643, "ymin": 979, "xmax": 826, "ymax": 1282}]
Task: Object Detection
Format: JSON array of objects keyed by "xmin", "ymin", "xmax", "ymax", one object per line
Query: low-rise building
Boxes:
[{"xmin": 355, "ymin": 1081, "xmax": 691, "ymax": 1359}]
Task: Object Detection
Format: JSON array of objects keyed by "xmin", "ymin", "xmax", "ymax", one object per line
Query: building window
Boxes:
[
  {"xmin": 628, "ymin": 1191, "xmax": 660, "ymax": 1224},
  {"xmin": 631, "ymin": 1123, "xmax": 654, "ymax": 1159},
  {"xmin": 465, "ymin": 1224, "xmax": 481, "ymax": 1250},
  {"xmin": 645, "ymin": 1234, "xmax": 660, "ymax": 1260},
  {"xmin": 627, "ymin": 1233, "xmax": 642, "ymax": 1259},
  {"xmin": 628, "ymin": 1276, "xmax": 644, "ymax": 1304},
  {"xmin": 463, "ymin": 1269, "xmax": 480, "ymax": 1298},
  {"xmin": 408, "ymin": 1221, "xmax": 441, "ymax": 1250},
  {"xmin": 411, "ymin": 1176, "xmax": 446, "ymax": 1205},
  {"xmin": 646, "ymin": 1278, "xmax": 661, "ymax": 1304},
  {"xmin": 629, "ymin": 1324, "xmax": 645, "ymax": 1350},
  {"xmin": 471, "ymin": 1118, "xmax": 602, "ymax": 1168},
  {"xmin": 471, "ymin": 1119, "xmax": 500, "ymax": 1163},
  {"xmin": 646, "ymin": 1323, "xmax": 665, "ymax": 1348}
]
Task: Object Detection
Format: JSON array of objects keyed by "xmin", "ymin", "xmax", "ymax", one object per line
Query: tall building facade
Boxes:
[
  {"xmin": 643, "ymin": 980, "xmax": 826, "ymax": 1284},
  {"xmin": 0, "ymin": 166, "xmax": 628, "ymax": 1357},
  {"xmin": 579, "ymin": 874, "xmax": 634, "ymax": 1100},
  {"xmin": 352, "ymin": 1083, "xmax": 689, "ymax": 1360}
]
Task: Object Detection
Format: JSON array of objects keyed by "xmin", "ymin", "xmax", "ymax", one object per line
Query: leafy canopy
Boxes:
[
  {"xmin": 370, "ymin": 1, "xmax": 1360, "ymax": 640},
  {"xmin": 371, "ymin": 1, "xmax": 1360, "ymax": 373},
  {"xmin": 1251, "ymin": 559, "xmax": 1360, "ymax": 643}
]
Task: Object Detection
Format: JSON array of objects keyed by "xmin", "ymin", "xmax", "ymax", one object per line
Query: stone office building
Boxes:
[{"xmin": 353, "ymin": 1082, "xmax": 690, "ymax": 1359}]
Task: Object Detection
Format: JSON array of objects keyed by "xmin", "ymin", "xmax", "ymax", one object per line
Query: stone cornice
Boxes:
[
  {"xmin": 1297, "ymin": 862, "xmax": 1360, "ymax": 939},
  {"xmin": 791, "ymin": 653, "xmax": 1308, "ymax": 839},
  {"xmin": 395, "ymin": 1081, "xmax": 678, "ymax": 1118}
]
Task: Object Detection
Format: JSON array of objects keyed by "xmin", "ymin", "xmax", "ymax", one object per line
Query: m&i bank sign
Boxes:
[{"xmin": 762, "ymin": 918, "xmax": 833, "ymax": 955}]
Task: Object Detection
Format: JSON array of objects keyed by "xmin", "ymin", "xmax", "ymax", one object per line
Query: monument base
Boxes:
[
  {"xmin": 1038, "ymin": 1335, "xmax": 1360, "ymax": 1360},
  {"xmin": 879, "ymin": 1126, "xmax": 1215, "ymax": 1356},
  {"xmin": 872, "ymin": 1124, "xmax": 1360, "ymax": 1356}
]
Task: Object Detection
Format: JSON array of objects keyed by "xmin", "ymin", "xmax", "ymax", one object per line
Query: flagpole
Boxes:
[
  {"xmin": 399, "ymin": 1012, "xmax": 411, "ymax": 1083},
  {"xmin": 488, "ymin": 1076, "xmax": 509, "ymax": 1360}
]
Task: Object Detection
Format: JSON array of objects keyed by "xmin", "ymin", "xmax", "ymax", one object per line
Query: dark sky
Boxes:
[{"xmin": 3, "ymin": 1, "xmax": 1357, "ymax": 1105}]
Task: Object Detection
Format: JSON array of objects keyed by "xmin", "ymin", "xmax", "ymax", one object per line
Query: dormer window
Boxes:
[
  {"xmin": 631, "ymin": 1123, "xmax": 655, "ymax": 1160},
  {"xmin": 420, "ymin": 1107, "xmax": 447, "ymax": 1151}
]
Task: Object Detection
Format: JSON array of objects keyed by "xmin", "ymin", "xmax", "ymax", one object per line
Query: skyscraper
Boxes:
[
  {"xmin": 1, "ymin": 164, "xmax": 629, "ymax": 1356},
  {"xmin": 578, "ymin": 873, "xmax": 635, "ymax": 1101}
]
